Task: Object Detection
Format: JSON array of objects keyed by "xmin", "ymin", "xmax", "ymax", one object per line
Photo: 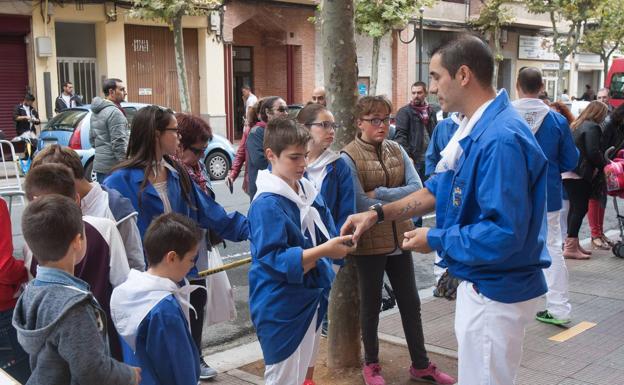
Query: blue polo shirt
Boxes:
[{"xmin": 425, "ymin": 90, "xmax": 550, "ymax": 304}]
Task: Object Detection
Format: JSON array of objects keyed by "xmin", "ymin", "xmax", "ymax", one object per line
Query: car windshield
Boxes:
[
  {"xmin": 43, "ymin": 110, "xmax": 88, "ymax": 132},
  {"xmin": 610, "ymin": 73, "xmax": 624, "ymax": 100}
]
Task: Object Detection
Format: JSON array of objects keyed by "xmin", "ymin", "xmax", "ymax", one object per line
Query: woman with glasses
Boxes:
[
  {"xmin": 103, "ymin": 106, "xmax": 249, "ymax": 382},
  {"xmin": 246, "ymin": 96, "xmax": 289, "ymax": 200},
  {"xmin": 341, "ymin": 96, "xmax": 454, "ymax": 385}
]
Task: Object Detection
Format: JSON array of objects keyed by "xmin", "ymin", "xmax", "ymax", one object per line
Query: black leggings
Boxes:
[
  {"xmin": 190, "ymin": 279, "xmax": 207, "ymax": 354},
  {"xmin": 354, "ymin": 250, "xmax": 429, "ymax": 369},
  {"xmin": 563, "ymin": 178, "xmax": 592, "ymax": 238}
]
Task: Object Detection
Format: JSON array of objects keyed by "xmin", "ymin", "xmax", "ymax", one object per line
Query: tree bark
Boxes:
[
  {"xmin": 492, "ymin": 27, "xmax": 501, "ymax": 88},
  {"xmin": 172, "ymin": 14, "xmax": 192, "ymax": 113},
  {"xmin": 370, "ymin": 36, "xmax": 381, "ymax": 96},
  {"xmin": 321, "ymin": 0, "xmax": 361, "ymax": 369}
]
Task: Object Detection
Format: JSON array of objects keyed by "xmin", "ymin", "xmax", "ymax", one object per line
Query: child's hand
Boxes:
[
  {"xmin": 132, "ymin": 367, "xmax": 141, "ymax": 385},
  {"xmin": 322, "ymin": 235, "xmax": 357, "ymax": 259}
]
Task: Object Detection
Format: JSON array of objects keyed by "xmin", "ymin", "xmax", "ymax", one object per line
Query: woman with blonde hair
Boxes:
[{"xmin": 562, "ymin": 101, "xmax": 609, "ymax": 259}]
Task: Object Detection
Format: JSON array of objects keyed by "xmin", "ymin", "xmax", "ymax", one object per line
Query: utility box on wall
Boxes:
[{"xmin": 36, "ymin": 36, "xmax": 52, "ymax": 57}]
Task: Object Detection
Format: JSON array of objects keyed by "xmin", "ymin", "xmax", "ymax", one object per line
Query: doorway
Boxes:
[{"xmin": 233, "ymin": 46, "xmax": 253, "ymax": 140}]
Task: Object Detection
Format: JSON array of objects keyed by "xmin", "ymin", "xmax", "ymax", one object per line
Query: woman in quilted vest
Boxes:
[{"xmin": 340, "ymin": 96, "xmax": 454, "ymax": 385}]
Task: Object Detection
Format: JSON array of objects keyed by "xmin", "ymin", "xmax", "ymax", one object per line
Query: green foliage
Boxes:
[
  {"xmin": 130, "ymin": 0, "xmax": 222, "ymax": 25},
  {"xmin": 354, "ymin": 0, "xmax": 434, "ymax": 38},
  {"xmin": 581, "ymin": 0, "xmax": 624, "ymax": 58},
  {"xmin": 471, "ymin": 0, "xmax": 514, "ymax": 37}
]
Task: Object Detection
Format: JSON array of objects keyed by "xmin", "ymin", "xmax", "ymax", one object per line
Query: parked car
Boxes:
[
  {"xmin": 37, "ymin": 103, "xmax": 236, "ymax": 181},
  {"xmin": 606, "ymin": 57, "xmax": 624, "ymax": 109}
]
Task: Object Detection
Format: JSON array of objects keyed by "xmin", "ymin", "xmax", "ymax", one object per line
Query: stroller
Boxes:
[{"xmin": 602, "ymin": 146, "xmax": 624, "ymax": 258}]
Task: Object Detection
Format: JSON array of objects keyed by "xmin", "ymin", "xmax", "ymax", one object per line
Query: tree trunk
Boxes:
[
  {"xmin": 557, "ymin": 55, "xmax": 566, "ymax": 100},
  {"xmin": 321, "ymin": 0, "xmax": 361, "ymax": 369},
  {"xmin": 370, "ymin": 36, "xmax": 381, "ymax": 96},
  {"xmin": 172, "ymin": 14, "xmax": 192, "ymax": 113},
  {"xmin": 603, "ymin": 54, "xmax": 609, "ymax": 83},
  {"xmin": 492, "ymin": 27, "xmax": 501, "ymax": 88}
]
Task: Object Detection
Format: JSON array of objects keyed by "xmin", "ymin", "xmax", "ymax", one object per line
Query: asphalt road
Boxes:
[{"xmin": 5, "ymin": 170, "xmax": 624, "ymax": 354}]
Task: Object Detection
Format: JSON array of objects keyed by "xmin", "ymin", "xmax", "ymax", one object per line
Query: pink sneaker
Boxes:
[
  {"xmin": 409, "ymin": 362, "xmax": 455, "ymax": 384},
  {"xmin": 362, "ymin": 363, "xmax": 386, "ymax": 385}
]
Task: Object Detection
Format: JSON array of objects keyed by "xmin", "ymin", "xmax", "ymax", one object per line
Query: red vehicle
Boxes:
[{"xmin": 606, "ymin": 57, "xmax": 624, "ymax": 109}]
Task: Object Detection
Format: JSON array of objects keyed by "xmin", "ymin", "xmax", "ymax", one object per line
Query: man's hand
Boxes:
[
  {"xmin": 402, "ymin": 227, "xmax": 432, "ymax": 253},
  {"xmin": 340, "ymin": 211, "xmax": 377, "ymax": 243}
]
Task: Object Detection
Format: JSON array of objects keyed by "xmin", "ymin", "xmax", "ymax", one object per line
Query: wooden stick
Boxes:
[{"xmin": 196, "ymin": 257, "xmax": 252, "ymax": 277}]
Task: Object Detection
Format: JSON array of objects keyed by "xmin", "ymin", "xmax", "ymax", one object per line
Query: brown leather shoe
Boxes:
[{"xmin": 564, "ymin": 238, "xmax": 591, "ymax": 260}]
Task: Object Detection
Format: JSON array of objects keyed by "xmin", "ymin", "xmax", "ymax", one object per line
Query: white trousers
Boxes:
[
  {"xmin": 543, "ymin": 210, "xmax": 572, "ymax": 320},
  {"xmin": 455, "ymin": 281, "xmax": 539, "ymax": 385},
  {"xmin": 560, "ymin": 199, "xmax": 569, "ymax": 241},
  {"xmin": 264, "ymin": 311, "xmax": 321, "ymax": 385}
]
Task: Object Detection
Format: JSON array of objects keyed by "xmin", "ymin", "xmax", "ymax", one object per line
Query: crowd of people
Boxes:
[{"xmin": 2, "ymin": 32, "xmax": 624, "ymax": 385}]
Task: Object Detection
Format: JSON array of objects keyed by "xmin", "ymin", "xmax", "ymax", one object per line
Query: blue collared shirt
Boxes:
[{"xmin": 425, "ymin": 90, "xmax": 550, "ymax": 304}]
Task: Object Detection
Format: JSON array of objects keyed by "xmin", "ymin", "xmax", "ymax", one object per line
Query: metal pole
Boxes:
[{"xmin": 419, "ymin": 7, "xmax": 424, "ymax": 82}]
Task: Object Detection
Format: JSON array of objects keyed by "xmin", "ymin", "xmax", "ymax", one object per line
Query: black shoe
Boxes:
[{"xmin": 199, "ymin": 358, "xmax": 217, "ymax": 380}]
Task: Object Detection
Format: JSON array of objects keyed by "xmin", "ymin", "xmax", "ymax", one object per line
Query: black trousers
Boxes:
[
  {"xmin": 189, "ymin": 279, "xmax": 207, "ymax": 355},
  {"xmin": 563, "ymin": 178, "xmax": 592, "ymax": 238},
  {"xmin": 354, "ymin": 250, "xmax": 429, "ymax": 369}
]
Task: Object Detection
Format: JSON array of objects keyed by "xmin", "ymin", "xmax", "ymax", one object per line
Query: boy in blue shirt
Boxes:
[
  {"xmin": 248, "ymin": 118, "xmax": 355, "ymax": 385},
  {"xmin": 111, "ymin": 213, "xmax": 204, "ymax": 385}
]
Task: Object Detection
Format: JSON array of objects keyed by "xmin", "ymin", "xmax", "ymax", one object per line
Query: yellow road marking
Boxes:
[{"xmin": 548, "ymin": 321, "xmax": 597, "ymax": 342}]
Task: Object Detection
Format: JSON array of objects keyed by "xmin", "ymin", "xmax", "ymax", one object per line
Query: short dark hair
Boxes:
[
  {"xmin": 22, "ymin": 194, "xmax": 84, "ymax": 263},
  {"xmin": 259, "ymin": 96, "xmax": 281, "ymax": 123},
  {"xmin": 175, "ymin": 113, "xmax": 212, "ymax": 150},
  {"xmin": 143, "ymin": 213, "xmax": 202, "ymax": 267},
  {"xmin": 62, "ymin": 81, "xmax": 73, "ymax": 88},
  {"xmin": 430, "ymin": 34, "xmax": 494, "ymax": 88},
  {"xmin": 264, "ymin": 117, "xmax": 311, "ymax": 157},
  {"xmin": 32, "ymin": 144, "xmax": 85, "ymax": 180},
  {"xmin": 103, "ymin": 78, "xmax": 122, "ymax": 96},
  {"xmin": 517, "ymin": 66, "xmax": 543, "ymax": 95},
  {"xmin": 242, "ymin": 84, "xmax": 251, "ymax": 91},
  {"xmin": 355, "ymin": 95, "xmax": 393, "ymax": 118},
  {"xmin": 24, "ymin": 93, "xmax": 35, "ymax": 102},
  {"xmin": 411, "ymin": 81, "xmax": 427, "ymax": 90},
  {"xmin": 297, "ymin": 103, "xmax": 328, "ymax": 125},
  {"xmin": 24, "ymin": 163, "xmax": 76, "ymax": 201}
]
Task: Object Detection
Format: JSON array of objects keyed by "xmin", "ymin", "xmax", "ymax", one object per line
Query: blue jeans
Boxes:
[{"xmin": 0, "ymin": 308, "xmax": 30, "ymax": 383}]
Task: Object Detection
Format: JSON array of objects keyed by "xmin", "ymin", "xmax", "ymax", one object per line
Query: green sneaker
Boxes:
[{"xmin": 536, "ymin": 310, "xmax": 571, "ymax": 325}]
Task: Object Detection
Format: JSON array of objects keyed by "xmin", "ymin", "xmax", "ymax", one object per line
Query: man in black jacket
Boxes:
[
  {"xmin": 13, "ymin": 94, "xmax": 40, "ymax": 137},
  {"xmin": 394, "ymin": 81, "xmax": 437, "ymax": 179},
  {"xmin": 55, "ymin": 81, "xmax": 83, "ymax": 113}
]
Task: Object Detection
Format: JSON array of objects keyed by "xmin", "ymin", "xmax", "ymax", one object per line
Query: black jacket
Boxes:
[
  {"xmin": 394, "ymin": 104, "xmax": 437, "ymax": 167},
  {"xmin": 13, "ymin": 104, "xmax": 40, "ymax": 136},
  {"xmin": 55, "ymin": 94, "xmax": 83, "ymax": 113},
  {"xmin": 602, "ymin": 116, "xmax": 624, "ymax": 155},
  {"xmin": 573, "ymin": 120, "xmax": 604, "ymax": 183}
]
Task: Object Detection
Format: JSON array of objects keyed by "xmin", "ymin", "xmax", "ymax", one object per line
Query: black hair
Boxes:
[
  {"xmin": 24, "ymin": 93, "xmax": 35, "ymax": 102},
  {"xmin": 143, "ymin": 213, "xmax": 202, "ymax": 266},
  {"xmin": 517, "ymin": 66, "xmax": 543, "ymax": 95},
  {"xmin": 62, "ymin": 81, "xmax": 73, "ymax": 88},
  {"xmin": 430, "ymin": 34, "xmax": 494, "ymax": 88},
  {"xmin": 411, "ymin": 81, "xmax": 427, "ymax": 90},
  {"xmin": 259, "ymin": 96, "xmax": 281, "ymax": 123},
  {"xmin": 103, "ymin": 78, "xmax": 123, "ymax": 96}
]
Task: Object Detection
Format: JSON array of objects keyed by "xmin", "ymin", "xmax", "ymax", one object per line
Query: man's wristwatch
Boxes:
[{"xmin": 369, "ymin": 203, "xmax": 384, "ymax": 224}]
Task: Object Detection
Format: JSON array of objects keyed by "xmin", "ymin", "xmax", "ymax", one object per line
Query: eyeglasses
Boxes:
[
  {"xmin": 307, "ymin": 121, "xmax": 339, "ymax": 130},
  {"xmin": 274, "ymin": 106, "xmax": 288, "ymax": 113},
  {"xmin": 189, "ymin": 146, "xmax": 207, "ymax": 156},
  {"xmin": 360, "ymin": 117, "xmax": 391, "ymax": 127}
]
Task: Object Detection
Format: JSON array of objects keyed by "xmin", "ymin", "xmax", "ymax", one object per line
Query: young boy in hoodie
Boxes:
[
  {"xmin": 31, "ymin": 144, "xmax": 144, "ymax": 271},
  {"xmin": 512, "ymin": 66, "xmax": 580, "ymax": 325},
  {"xmin": 12, "ymin": 194, "xmax": 140, "ymax": 385},
  {"xmin": 111, "ymin": 213, "xmax": 203, "ymax": 385},
  {"xmin": 248, "ymin": 118, "xmax": 355, "ymax": 385},
  {"xmin": 23, "ymin": 164, "xmax": 130, "ymax": 360}
]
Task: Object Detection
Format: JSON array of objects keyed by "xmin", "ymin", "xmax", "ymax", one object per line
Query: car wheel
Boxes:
[
  {"xmin": 84, "ymin": 160, "xmax": 97, "ymax": 182},
  {"xmin": 205, "ymin": 151, "xmax": 230, "ymax": 180}
]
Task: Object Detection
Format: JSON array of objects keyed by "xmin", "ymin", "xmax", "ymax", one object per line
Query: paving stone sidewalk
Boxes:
[{"xmin": 379, "ymin": 243, "xmax": 624, "ymax": 385}]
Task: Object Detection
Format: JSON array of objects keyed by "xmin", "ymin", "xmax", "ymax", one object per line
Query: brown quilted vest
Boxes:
[{"xmin": 342, "ymin": 135, "xmax": 415, "ymax": 255}]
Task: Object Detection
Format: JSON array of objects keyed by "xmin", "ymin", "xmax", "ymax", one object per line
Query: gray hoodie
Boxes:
[
  {"xmin": 89, "ymin": 97, "xmax": 129, "ymax": 174},
  {"xmin": 12, "ymin": 277, "xmax": 135, "ymax": 385}
]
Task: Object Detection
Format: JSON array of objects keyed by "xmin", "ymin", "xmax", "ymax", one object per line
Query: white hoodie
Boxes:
[
  {"xmin": 511, "ymin": 98, "xmax": 551, "ymax": 134},
  {"xmin": 110, "ymin": 269, "xmax": 203, "ymax": 351}
]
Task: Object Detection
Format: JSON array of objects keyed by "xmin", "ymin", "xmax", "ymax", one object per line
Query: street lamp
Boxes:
[
  {"xmin": 398, "ymin": 7, "xmax": 426, "ymax": 82},
  {"xmin": 419, "ymin": 6, "xmax": 424, "ymax": 82}
]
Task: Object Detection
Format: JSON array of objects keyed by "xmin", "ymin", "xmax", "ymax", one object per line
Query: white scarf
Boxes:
[
  {"xmin": 305, "ymin": 149, "xmax": 341, "ymax": 192},
  {"xmin": 110, "ymin": 269, "xmax": 204, "ymax": 351},
  {"xmin": 254, "ymin": 169, "xmax": 330, "ymax": 246},
  {"xmin": 435, "ymin": 95, "xmax": 497, "ymax": 173},
  {"xmin": 511, "ymin": 98, "xmax": 550, "ymax": 134}
]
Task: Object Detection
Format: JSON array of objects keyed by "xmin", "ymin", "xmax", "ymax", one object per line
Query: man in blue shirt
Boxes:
[
  {"xmin": 512, "ymin": 67, "xmax": 579, "ymax": 326},
  {"xmin": 342, "ymin": 35, "xmax": 550, "ymax": 385}
]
